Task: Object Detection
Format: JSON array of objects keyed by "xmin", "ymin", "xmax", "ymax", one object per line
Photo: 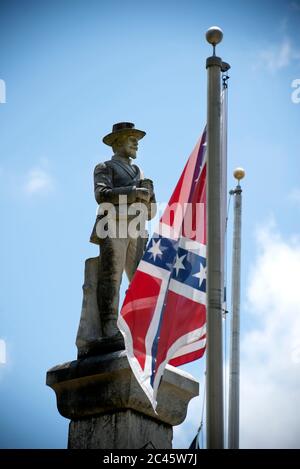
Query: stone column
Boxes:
[{"xmin": 46, "ymin": 350, "xmax": 199, "ymax": 449}]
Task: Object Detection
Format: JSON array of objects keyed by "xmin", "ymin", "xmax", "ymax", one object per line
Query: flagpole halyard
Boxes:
[{"xmin": 205, "ymin": 26, "xmax": 226, "ymax": 449}]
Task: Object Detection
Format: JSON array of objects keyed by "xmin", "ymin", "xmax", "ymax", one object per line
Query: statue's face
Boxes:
[{"xmin": 118, "ymin": 135, "xmax": 138, "ymax": 159}]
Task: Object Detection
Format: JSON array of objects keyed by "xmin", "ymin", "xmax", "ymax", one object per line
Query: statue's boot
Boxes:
[
  {"xmin": 102, "ymin": 318, "xmax": 122, "ymax": 339},
  {"xmin": 77, "ymin": 318, "xmax": 124, "ymax": 359}
]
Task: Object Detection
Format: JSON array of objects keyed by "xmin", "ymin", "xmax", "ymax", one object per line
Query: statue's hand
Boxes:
[
  {"xmin": 139, "ymin": 178, "xmax": 153, "ymax": 192},
  {"xmin": 136, "ymin": 187, "xmax": 151, "ymax": 203}
]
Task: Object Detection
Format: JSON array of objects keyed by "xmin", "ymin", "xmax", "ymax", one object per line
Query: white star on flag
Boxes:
[
  {"xmin": 173, "ymin": 254, "xmax": 186, "ymax": 276},
  {"xmin": 193, "ymin": 263, "xmax": 206, "ymax": 288},
  {"xmin": 148, "ymin": 239, "xmax": 163, "ymax": 261}
]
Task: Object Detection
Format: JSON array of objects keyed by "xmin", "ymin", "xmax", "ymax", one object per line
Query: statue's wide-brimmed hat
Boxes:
[{"xmin": 102, "ymin": 122, "xmax": 146, "ymax": 146}]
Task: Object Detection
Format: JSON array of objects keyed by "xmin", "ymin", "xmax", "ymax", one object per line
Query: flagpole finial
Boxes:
[
  {"xmin": 233, "ymin": 167, "xmax": 245, "ymax": 183},
  {"xmin": 206, "ymin": 26, "xmax": 223, "ymax": 55}
]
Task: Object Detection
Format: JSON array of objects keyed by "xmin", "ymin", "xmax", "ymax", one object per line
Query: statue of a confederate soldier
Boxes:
[{"xmin": 90, "ymin": 122, "xmax": 156, "ymax": 339}]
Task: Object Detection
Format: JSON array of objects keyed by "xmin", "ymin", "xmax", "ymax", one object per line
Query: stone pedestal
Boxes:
[{"xmin": 46, "ymin": 350, "xmax": 199, "ymax": 449}]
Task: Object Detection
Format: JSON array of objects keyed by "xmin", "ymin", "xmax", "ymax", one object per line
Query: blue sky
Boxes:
[{"xmin": 0, "ymin": 0, "xmax": 300, "ymax": 449}]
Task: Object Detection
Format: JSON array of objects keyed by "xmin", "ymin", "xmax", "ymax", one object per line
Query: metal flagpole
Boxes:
[
  {"xmin": 228, "ymin": 168, "xmax": 245, "ymax": 449},
  {"xmin": 205, "ymin": 26, "xmax": 228, "ymax": 449}
]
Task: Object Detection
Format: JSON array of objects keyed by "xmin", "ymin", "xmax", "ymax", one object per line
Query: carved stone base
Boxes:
[
  {"xmin": 46, "ymin": 350, "xmax": 199, "ymax": 449},
  {"xmin": 68, "ymin": 410, "xmax": 172, "ymax": 449}
]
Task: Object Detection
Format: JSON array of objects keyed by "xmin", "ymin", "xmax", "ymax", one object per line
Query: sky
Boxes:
[{"xmin": 0, "ymin": 0, "xmax": 300, "ymax": 449}]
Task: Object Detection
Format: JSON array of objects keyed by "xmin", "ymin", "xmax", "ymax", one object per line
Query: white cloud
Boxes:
[
  {"xmin": 24, "ymin": 168, "xmax": 54, "ymax": 195},
  {"xmin": 256, "ymin": 38, "xmax": 300, "ymax": 73},
  {"xmin": 240, "ymin": 222, "xmax": 300, "ymax": 448}
]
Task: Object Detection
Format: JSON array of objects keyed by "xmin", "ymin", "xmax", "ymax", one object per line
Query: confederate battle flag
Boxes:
[{"xmin": 118, "ymin": 130, "xmax": 207, "ymax": 410}]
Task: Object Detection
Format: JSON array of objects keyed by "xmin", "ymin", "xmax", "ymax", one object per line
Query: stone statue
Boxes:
[
  {"xmin": 76, "ymin": 122, "xmax": 156, "ymax": 356},
  {"xmin": 48, "ymin": 123, "xmax": 199, "ymax": 451}
]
